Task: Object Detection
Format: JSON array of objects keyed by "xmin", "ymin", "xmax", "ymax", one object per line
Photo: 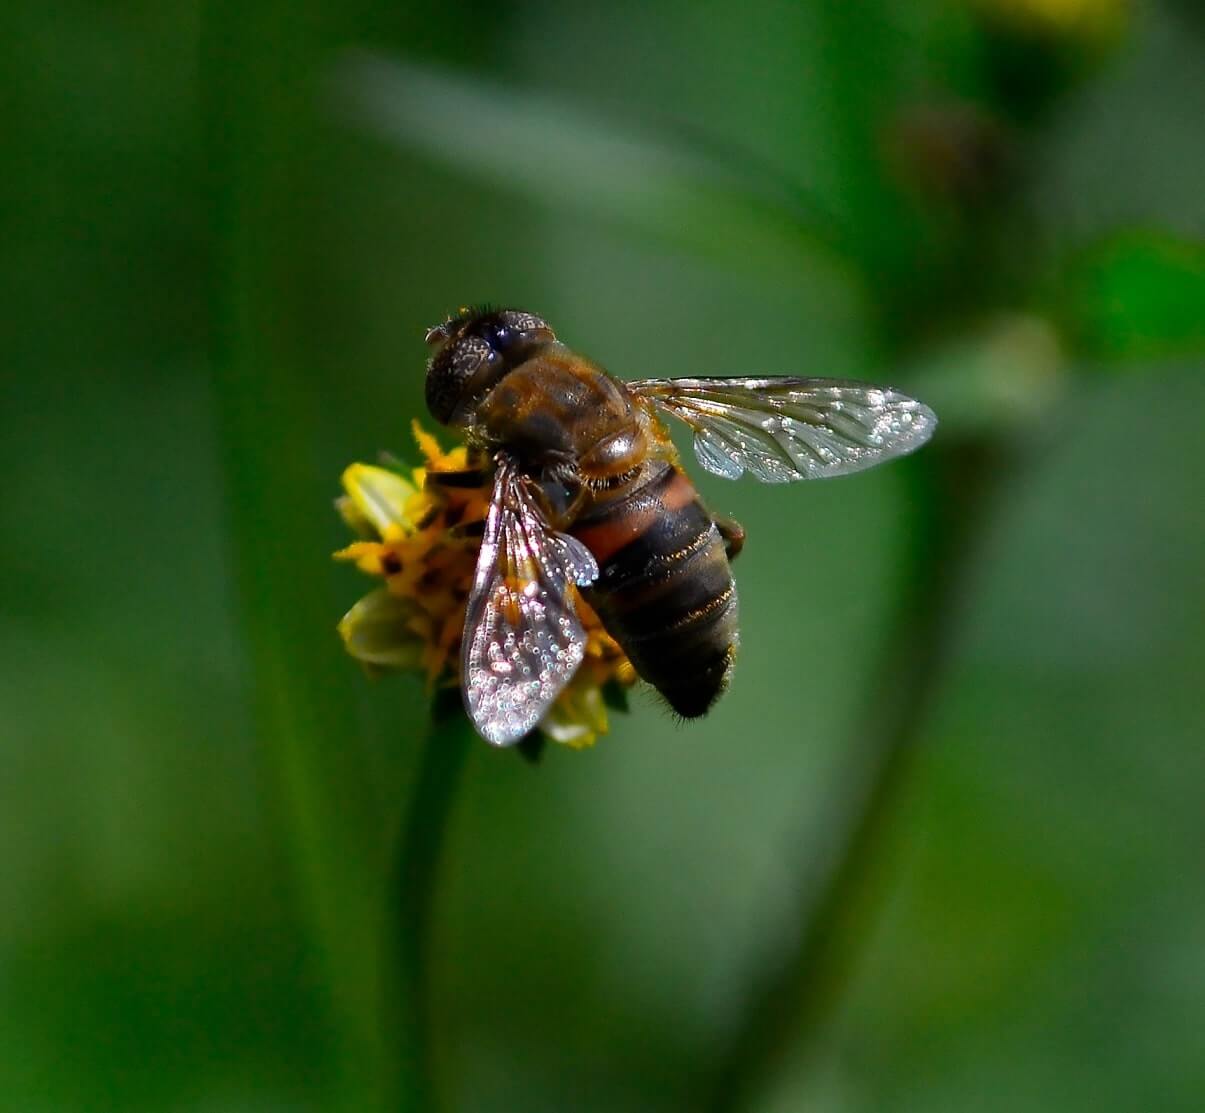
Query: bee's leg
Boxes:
[
  {"xmin": 516, "ymin": 731, "xmax": 547, "ymax": 764},
  {"xmin": 426, "ymin": 466, "xmax": 490, "ymax": 540},
  {"xmin": 424, "ymin": 467, "xmax": 489, "ymax": 489},
  {"xmin": 447, "ymin": 519, "xmax": 486, "ymax": 542},
  {"xmin": 715, "ymin": 514, "xmax": 746, "ymax": 561},
  {"xmin": 558, "ymin": 481, "xmax": 590, "ymax": 527},
  {"xmin": 537, "ymin": 460, "xmax": 588, "ymax": 528}
]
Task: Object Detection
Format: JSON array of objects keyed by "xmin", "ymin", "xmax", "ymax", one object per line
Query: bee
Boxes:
[{"xmin": 424, "ymin": 306, "xmax": 937, "ymax": 746}]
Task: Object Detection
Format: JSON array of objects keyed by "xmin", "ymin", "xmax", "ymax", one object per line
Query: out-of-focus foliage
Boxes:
[
  {"xmin": 1054, "ymin": 231, "xmax": 1205, "ymax": 361},
  {"xmin": 3, "ymin": 0, "xmax": 1203, "ymax": 1111}
]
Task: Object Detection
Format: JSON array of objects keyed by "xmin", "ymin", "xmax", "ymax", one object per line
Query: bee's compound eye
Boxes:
[
  {"xmin": 425, "ymin": 335, "xmax": 493, "ymax": 425},
  {"xmin": 481, "ymin": 322, "xmax": 513, "ymax": 351},
  {"xmin": 499, "ymin": 310, "xmax": 555, "ymax": 344}
]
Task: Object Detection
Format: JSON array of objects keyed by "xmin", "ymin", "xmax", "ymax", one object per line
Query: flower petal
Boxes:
[
  {"xmin": 539, "ymin": 684, "xmax": 609, "ymax": 749},
  {"xmin": 411, "ymin": 420, "xmax": 446, "ymax": 468},
  {"xmin": 338, "ymin": 588, "xmax": 425, "ymax": 669},
  {"xmin": 332, "ymin": 540, "xmax": 392, "ymax": 576},
  {"xmin": 335, "ymin": 494, "xmax": 377, "ymax": 538},
  {"xmin": 341, "ymin": 464, "xmax": 419, "ymax": 537}
]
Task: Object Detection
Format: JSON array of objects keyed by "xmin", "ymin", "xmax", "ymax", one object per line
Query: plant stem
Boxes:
[
  {"xmin": 703, "ymin": 438, "xmax": 1007, "ymax": 1113},
  {"xmin": 387, "ymin": 694, "xmax": 474, "ymax": 1113}
]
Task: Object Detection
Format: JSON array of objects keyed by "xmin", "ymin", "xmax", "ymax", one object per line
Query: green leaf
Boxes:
[{"xmin": 332, "ymin": 51, "xmax": 853, "ymax": 280}]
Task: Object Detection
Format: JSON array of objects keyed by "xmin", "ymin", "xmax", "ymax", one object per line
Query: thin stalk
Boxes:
[
  {"xmin": 386, "ymin": 694, "xmax": 474, "ymax": 1113},
  {"xmin": 703, "ymin": 438, "xmax": 1008, "ymax": 1113}
]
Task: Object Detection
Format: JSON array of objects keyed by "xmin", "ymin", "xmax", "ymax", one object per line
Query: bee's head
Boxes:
[{"xmin": 424, "ymin": 306, "xmax": 556, "ymax": 426}]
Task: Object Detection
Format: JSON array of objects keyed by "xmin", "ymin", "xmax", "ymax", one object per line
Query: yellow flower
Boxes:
[
  {"xmin": 334, "ymin": 421, "xmax": 634, "ymax": 749},
  {"xmin": 972, "ymin": 0, "xmax": 1127, "ymax": 40}
]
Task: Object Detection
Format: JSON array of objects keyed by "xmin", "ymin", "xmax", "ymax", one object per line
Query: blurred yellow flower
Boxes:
[
  {"xmin": 334, "ymin": 422, "xmax": 633, "ymax": 749},
  {"xmin": 974, "ymin": 0, "xmax": 1127, "ymax": 39}
]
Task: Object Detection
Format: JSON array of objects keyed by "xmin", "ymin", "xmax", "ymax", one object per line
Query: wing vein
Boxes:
[
  {"xmin": 629, "ymin": 375, "xmax": 937, "ymax": 483},
  {"xmin": 460, "ymin": 456, "xmax": 599, "ymax": 746}
]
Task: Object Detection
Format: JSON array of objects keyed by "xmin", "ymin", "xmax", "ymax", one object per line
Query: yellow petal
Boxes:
[
  {"xmin": 337, "ymin": 588, "xmax": 425, "ymax": 669},
  {"xmin": 409, "ymin": 419, "xmax": 443, "ymax": 467},
  {"xmin": 335, "ymin": 494, "xmax": 376, "ymax": 538},
  {"xmin": 333, "ymin": 541, "xmax": 390, "ymax": 576},
  {"xmin": 341, "ymin": 464, "xmax": 419, "ymax": 537},
  {"xmin": 974, "ymin": 0, "xmax": 1126, "ymax": 37},
  {"xmin": 412, "ymin": 420, "xmax": 477, "ymax": 475},
  {"xmin": 540, "ymin": 685, "xmax": 608, "ymax": 749}
]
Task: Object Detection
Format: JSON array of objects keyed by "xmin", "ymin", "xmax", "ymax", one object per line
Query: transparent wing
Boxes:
[
  {"xmin": 631, "ymin": 376, "xmax": 937, "ymax": 482},
  {"xmin": 461, "ymin": 456, "xmax": 599, "ymax": 747}
]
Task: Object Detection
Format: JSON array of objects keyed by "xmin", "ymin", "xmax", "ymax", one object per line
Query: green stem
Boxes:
[
  {"xmin": 387, "ymin": 695, "xmax": 475, "ymax": 1113},
  {"xmin": 703, "ymin": 439, "xmax": 1008, "ymax": 1113}
]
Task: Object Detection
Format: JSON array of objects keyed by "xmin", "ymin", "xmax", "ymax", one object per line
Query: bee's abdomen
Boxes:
[{"xmin": 573, "ymin": 462, "xmax": 739, "ymax": 718}]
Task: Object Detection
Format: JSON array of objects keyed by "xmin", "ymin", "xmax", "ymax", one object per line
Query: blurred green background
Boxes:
[{"xmin": 5, "ymin": 0, "xmax": 1205, "ymax": 1110}]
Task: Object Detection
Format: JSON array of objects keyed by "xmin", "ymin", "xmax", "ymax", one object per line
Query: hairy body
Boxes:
[
  {"xmin": 423, "ymin": 305, "xmax": 935, "ymax": 746},
  {"xmin": 474, "ymin": 347, "xmax": 739, "ymax": 717}
]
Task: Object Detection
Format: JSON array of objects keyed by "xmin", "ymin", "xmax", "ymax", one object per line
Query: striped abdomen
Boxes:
[{"xmin": 571, "ymin": 461, "xmax": 739, "ymax": 718}]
